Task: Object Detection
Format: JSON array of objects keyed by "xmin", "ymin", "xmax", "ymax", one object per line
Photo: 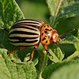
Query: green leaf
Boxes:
[
  {"xmin": 0, "ymin": 0, "xmax": 24, "ymax": 30},
  {"xmin": 47, "ymin": 0, "xmax": 63, "ymax": 26},
  {"xmin": 23, "ymin": 62, "xmax": 37, "ymax": 79},
  {"xmin": 53, "ymin": 46, "xmax": 64, "ymax": 61},
  {"xmin": 56, "ymin": 16, "xmax": 79, "ymax": 33},
  {"xmin": 0, "ymin": 48, "xmax": 11, "ymax": 79},
  {"xmin": 0, "ymin": 19, "xmax": 4, "ymax": 29},
  {"xmin": 49, "ymin": 63, "xmax": 79, "ymax": 79},
  {"xmin": 0, "ymin": 48, "xmax": 37, "ymax": 79},
  {"xmin": 74, "ymin": 38, "xmax": 79, "ymax": 51},
  {"xmin": 78, "ymin": 29, "xmax": 79, "ymax": 38},
  {"xmin": 59, "ymin": 35, "xmax": 79, "ymax": 59},
  {"xmin": 42, "ymin": 61, "xmax": 68, "ymax": 79},
  {"xmin": 47, "ymin": 0, "xmax": 79, "ymax": 20},
  {"xmin": 42, "ymin": 60, "xmax": 79, "ymax": 79},
  {"xmin": 58, "ymin": 1, "xmax": 79, "ymax": 19},
  {"xmin": 60, "ymin": 35, "xmax": 79, "ymax": 51},
  {"xmin": 47, "ymin": 0, "xmax": 79, "ymax": 32},
  {"xmin": 48, "ymin": 46, "xmax": 64, "ymax": 62},
  {"xmin": 48, "ymin": 49, "xmax": 60, "ymax": 63},
  {"xmin": 66, "ymin": 51, "xmax": 79, "ymax": 60}
]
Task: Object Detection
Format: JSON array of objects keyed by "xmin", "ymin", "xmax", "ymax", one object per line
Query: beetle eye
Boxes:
[
  {"xmin": 53, "ymin": 33, "xmax": 59, "ymax": 43},
  {"xmin": 53, "ymin": 34, "xmax": 56, "ymax": 39}
]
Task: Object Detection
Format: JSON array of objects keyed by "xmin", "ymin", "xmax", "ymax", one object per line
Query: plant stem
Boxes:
[
  {"xmin": 38, "ymin": 50, "xmax": 48, "ymax": 79},
  {"xmin": 78, "ymin": 28, "xmax": 79, "ymax": 39}
]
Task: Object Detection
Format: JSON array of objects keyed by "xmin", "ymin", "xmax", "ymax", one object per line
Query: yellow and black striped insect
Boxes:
[{"xmin": 9, "ymin": 19, "xmax": 60, "ymax": 60}]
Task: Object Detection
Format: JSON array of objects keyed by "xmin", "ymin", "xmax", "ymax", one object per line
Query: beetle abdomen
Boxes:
[{"xmin": 9, "ymin": 19, "xmax": 43, "ymax": 46}]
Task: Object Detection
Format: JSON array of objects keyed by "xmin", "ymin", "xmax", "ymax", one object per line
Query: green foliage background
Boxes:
[{"xmin": 0, "ymin": 0, "xmax": 79, "ymax": 79}]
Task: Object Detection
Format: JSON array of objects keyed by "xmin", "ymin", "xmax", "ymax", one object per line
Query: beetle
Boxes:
[{"xmin": 8, "ymin": 19, "xmax": 60, "ymax": 60}]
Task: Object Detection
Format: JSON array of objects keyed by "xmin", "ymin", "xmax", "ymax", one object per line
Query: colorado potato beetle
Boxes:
[{"xmin": 8, "ymin": 19, "xmax": 60, "ymax": 60}]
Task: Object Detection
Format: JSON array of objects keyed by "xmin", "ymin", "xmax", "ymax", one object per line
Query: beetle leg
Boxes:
[
  {"xmin": 27, "ymin": 44, "xmax": 39, "ymax": 61},
  {"xmin": 26, "ymin": 47, "xmax": 36, "ymax": 61},
  {"xmin": 29, "ymin": 47, "xmax": 36, "ymax": 61},
  {"xmin": 43, "ymin": 44, "xmax": 48, "ymax": 51},
  {"xmin": 43, "ymin": 44, "xmax": 50, "ymax": 54}
]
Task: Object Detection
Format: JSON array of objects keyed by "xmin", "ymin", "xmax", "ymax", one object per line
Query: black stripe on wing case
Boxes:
[
  {"xmin": 9, "ymin": 30, "xmax": 39, "ymax": 35},
  {"xmin": 12, "ymin": 23, "xmax": 41, "ymax": 29},
  {"xmin": 11, "ymin": 25, "xmax": 38, "ymax": 31},
  {"xmin": 9, "ymin": 36, "xmax": 38, "ymax": 40}
]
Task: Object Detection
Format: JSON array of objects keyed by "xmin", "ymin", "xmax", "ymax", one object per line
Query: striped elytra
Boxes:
[
  {"xmin": 9, "ymin": 19, "xmax": 60, "ymax": 50},
  {"xmin": 9, "ymin": 19, "xmax": 44, "ymax": 47}
]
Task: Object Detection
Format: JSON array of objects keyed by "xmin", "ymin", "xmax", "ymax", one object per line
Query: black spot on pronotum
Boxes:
[
  {"xmin": 42, "ymin": 37, "xmax": 46, "ymax": 41},
  {"xmin": 46, "ymin": 41, "xmax": 48, "ymax": 43},
  {"xmin": 45, "ymin": 30, "xmax": 48, "ymax": 34},
  {"xmin": 41, "ymin": 33, "xmax": 43, "ymax": 36}
]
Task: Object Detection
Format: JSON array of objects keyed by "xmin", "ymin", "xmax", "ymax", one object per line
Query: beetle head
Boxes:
[{"xmin": 51, "ymin": 30, "xmax": 60, "ymax": 44}]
